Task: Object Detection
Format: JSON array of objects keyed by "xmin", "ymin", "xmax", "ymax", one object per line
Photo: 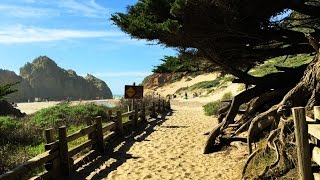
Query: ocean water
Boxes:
[
  {"xmin": 113, "ymin": 95, "xmax": 123, "ymax": 99},
  {"xmin": 93, "ymin": 101, "xmax": 118, "ymax": 108},
  {"xmin": 91, "ymin": 95, "xmax": 123, "ymax": 108}
]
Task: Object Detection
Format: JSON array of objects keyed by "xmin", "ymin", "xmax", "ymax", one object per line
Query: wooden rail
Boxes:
[
  {"xmin": 292, "ymin": 106, "xmax": 320, "ymax": 180},
  {"xmin": 0, "ymin": 99, "xmax": 171, "ymax": 179}
]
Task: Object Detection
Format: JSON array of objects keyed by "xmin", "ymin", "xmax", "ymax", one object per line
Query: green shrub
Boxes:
[
  {"xmin": 203, "ymin": 101, "xmax": 223, "ymax": 116},
  {"xmin": 238, "ymin": 84, "xmax": 246, "ymax": 91},
  {"xmin": 190, "ymin": 80, "xmax": 220, "ymax": 90},
  {"xmin": 0, "ymin": 116, "xmax": 21, "ymax": 129},
  {"xmin": 0, "ymin": 116, "xmax": 42, "ymax": 145},
  {"xmin": 221, "ymin": 92, "xmax": 233, "ymax": 101},
  {"xmin": 31, "ymin": 103, "xmax": 109, "ymax": 127},
  {"xmin": 0, "ymin": 102, "xmax": 114, "ymax": 175},
  {"xmin": 0, "ymin": 116, "xmax": 44, "ymax": 174}
]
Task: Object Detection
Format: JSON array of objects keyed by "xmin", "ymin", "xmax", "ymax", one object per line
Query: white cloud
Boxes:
[
  {"xmin": 0, "ymin": 0, "xmax": 110, "ymax": 18},
  {"xmin": 55, "ymin": 0, "xmax": 109, "ymax": 18},
  {"xmin": 102, "ymin": 36, "xmax": 150, "ymax": 46},
  {"xmin": 92, "ymin": 72, "xmax": 151, "ymax": 78},
  {"xmin": 0, "ymin": 4, "xmax": 57, "ymax": 18},
  {"xmin": 0, "ymin": 25, "xmax": 124, "ymax": 44}
]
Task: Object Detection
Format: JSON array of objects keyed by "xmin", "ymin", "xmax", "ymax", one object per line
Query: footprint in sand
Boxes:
[{"xmin": 143, "ymin": 174, "xmax": 152, "ymax": 179}]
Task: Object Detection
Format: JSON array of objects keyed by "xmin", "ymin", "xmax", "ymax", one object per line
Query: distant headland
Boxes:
[{"xmin": 0, "ymin": 56, "xmax": 113, "ymax": 102}]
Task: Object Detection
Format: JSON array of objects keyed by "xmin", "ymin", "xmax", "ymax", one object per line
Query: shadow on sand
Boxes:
[{"xmin": 71, "ymin": 110, "xmax": 174, "ymax": 179}]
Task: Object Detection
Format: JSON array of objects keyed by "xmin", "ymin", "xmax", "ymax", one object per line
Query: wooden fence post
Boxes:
[
  {"xmin": 86, "ymin": 118, "xmax": 94, "ymax": 140},
  {"xmin": 162, "ymin": 99, "xmax": 165, "ymax": 112},
  {"xmin": 95, "ymin": 116, "xmax": 105, "ymax": 154},
  {"xmin": 58, "ymin": 126, "xmax": 71, "ymax": 176},
  {"xmin": 44, "ymin": 128, "xmax": 59, "ymax": 178},
  {"xmin": 151, "ymin": 101, "xmax": 157, "ymax": 118},
  {"xmin": 141, "ymin": 102, "xmax": 146, "ymax": 122},
  {"xmin": 108, "ymin": 109, "xmax": 113, "ymax": 121},
  {"xmin": 292, "ymin": 107, "xmax": 312, "ymax": 180},
  {"xmin": 313, "ymin": 106, "xmax": 320, "ymax": 146},
  {"xmin": 134, "ymin": 104, "xmax": 138, "ymax": 127},
  {"xmin": 314, "ymin": 106, "xmax": 320, "ymax": 122},
  {"xmin": 157, "ymin": 99, "xmax": 161, "ymax": 113},
  {"xmin": 116, "ymin": 110, "xmax": 124, "ymax": 136}
]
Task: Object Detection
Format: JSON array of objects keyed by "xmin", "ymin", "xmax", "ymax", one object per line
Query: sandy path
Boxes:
[{"xmin": 74, "ymin": 100, "xmax": 247, "ymax": 180}]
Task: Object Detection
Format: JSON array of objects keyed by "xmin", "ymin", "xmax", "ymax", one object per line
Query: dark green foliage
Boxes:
[
  {"xmin": 0, "ymin": 82, "xmax": 18, "ymax": 100},
  {"xmin": 153, "ymin": 56, "xmax": 184, "ymax": 73},
  {"xmin": 112, "ymin": 0, "xmax": 320, "ymax": 82},
  {"xmin": 152, "ymin": 50, "xmax": 215, "ymax": 73}
]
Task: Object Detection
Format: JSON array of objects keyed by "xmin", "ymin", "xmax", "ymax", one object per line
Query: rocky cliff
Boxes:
[
  {"xmin": 142, "ymin": 72, "xmax": 186, "ymax": 90},
  {"xmin": 0, "ymin": 69, "xmax": 34, "ymax": 102},
  {"xmin": 0, "ymin": 56, "xmax": 112, "ymax": 102}
]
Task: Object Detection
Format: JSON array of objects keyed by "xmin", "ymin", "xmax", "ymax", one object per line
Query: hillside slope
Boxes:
[{"xmin": 144, "ymin": 72, "xmax": 243, "ymax": 103}]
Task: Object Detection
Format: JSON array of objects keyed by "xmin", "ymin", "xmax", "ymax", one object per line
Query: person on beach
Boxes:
[{"xmin": 185, "ymin": 92, "xmax": 188, "ymax": 99}]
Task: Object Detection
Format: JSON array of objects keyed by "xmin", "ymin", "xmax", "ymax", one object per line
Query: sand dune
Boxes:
[{"xmin": 153, "ymin": 72, "xmax": 242, "ymax": 104}]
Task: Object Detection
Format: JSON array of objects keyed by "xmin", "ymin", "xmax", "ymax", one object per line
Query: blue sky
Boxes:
[{"xmin": 0, "ymin": 0, "xmax": 176, "ymax": 95}]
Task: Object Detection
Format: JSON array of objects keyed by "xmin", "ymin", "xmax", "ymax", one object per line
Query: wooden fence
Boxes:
[
  {"xmin": 0, "ymin": 99, "xmax": 171, "ymax": 180},
  {"xmin": 292, "ymin": 106, "xmax": 320, "ymax": 180}
]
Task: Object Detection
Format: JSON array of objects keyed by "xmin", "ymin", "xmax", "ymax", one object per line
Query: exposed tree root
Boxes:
[
  {"xmin": 258, "ymin": 139, "xmax": 281, "ymax": 178},
  {"xmin": 222, "ymin": 86, "xmax": 267, "ymax": 128},
  {"xmin": 217, "ymin": 102, "xmax": 231, "ymax": 123},
  {"xmin": 242, "ymin": 148, "xmax": 262, "ymax": 178},
  {"xmin": 203, "ymin": 122, "xmax": 223, "ymax": 154},
  {"xmin": 239, "ymin": 40, "xmax": 320, "ymax": 179},
  {"xmin": 242, "ymin": 116, "xmax": 297, "ymax": 179},
  {"xmin": 204, "ymin": 53, "xmax": 320, "ymax": 179},
  {"xmin": 247, "ymin": 105, "xmax": 279, "ymax": 154}
]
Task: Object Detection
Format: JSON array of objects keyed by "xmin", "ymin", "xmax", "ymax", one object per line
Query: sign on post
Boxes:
[{"xmin": 124, "ymin": 85, "xmax": 143, "ymax": 99}]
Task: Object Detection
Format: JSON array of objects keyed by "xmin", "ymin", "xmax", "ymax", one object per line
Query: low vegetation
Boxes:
[
  {"xmin": 249, "ymin": 54, "xmax": 312, "ymax": 77},
  {"xmin": 203, "ymin": 92, "xmax": 233, "ymax": 116},
  {"xmin": 0, "ymin": 95, "xmax": 158, "ymax": 175},
  {"xmin": 31, "ymin": 102, "xmax": 109, "ymax": 127},
  {"xmin": 0, "ymin": 102, "xmax": 115, "ymax": 175},
  {"xmin": 175, "ymin": 74, "xmax": 234, "ymax": 96},
  {"xmin": 0, "ymin": 116, "xmax": 43, "ymax": 174}
]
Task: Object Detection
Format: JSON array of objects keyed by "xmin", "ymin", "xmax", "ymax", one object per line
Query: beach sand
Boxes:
[
  {"xmin": 74, "ymin": 99, "xmax": 247, "ymax": 180},
  {"xmin": 16, "ymin": 73, "xmax": 247, "ymax": 179},
  {"xmin": 16, "ymin": 99, "xmax": 120, "ymax": 115},
  {"xmin": 151, "ymin": 72, "xmax": 242, "ymax": 104},
  {"xmin": 16, "ymin": 101, "xmax": 61, "ymax": 114}
]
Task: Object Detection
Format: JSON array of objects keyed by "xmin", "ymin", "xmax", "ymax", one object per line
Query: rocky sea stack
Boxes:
[{"xmin": 0, "ymin": 56, "xmax": 112, "ymax": 102}]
